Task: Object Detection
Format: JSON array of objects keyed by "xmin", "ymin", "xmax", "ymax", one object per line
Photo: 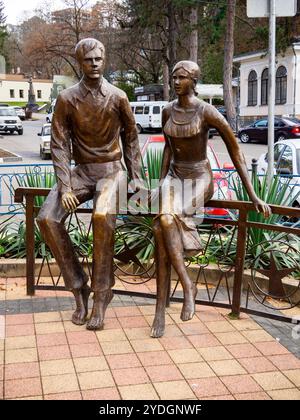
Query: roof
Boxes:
[
  {"xmin": 196, "ymin": 84, "xmax": 223, "ymax": 99},
  {"xmin": 279, "ymin": 139, "xmax": 300, "ymax": 149},
  {"xmin": 0, "ymin": 73, "xmax": 52, "ymax": 83}
]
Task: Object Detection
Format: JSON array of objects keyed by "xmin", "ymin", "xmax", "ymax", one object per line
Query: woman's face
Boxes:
[{"xmin": 172, "ymin": 68, "xmax": 194, "ymax": 96}]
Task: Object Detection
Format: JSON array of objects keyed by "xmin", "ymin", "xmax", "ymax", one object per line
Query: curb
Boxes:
[{"xmin": 0, "ymin": 146, "xmax": 23, "ymax": 163}]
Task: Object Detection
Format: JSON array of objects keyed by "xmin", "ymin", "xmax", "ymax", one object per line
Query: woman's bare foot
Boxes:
[
  {"xmin": 180, "ymin": 284, "xmax": 198, "ymax": 321},
  {"xmin": 72, "ymin": 285, "xmax": 91, "ymax": 325},
  {"xmin": 86, "ymin": 289, "xmax": 113, "ymax": 330},
  {"xmin": 150, "ymin": 313, "xmax": 165, "ymax": 338}
]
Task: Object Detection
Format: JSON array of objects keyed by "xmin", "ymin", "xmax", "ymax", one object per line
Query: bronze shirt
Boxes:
[{"xmin": 51, "ymin": 77, "xmax": 142, "ymax": 193}]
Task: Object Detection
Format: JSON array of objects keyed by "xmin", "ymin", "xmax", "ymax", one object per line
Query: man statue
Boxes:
[{"xmin": 37, "ymin": 38, "xmax": 142, "ymax": 330}]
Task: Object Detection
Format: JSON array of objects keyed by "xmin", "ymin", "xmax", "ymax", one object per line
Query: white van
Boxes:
[
  {"xmin": 46, "ymin": 99, "xmax": 57, "ymax": 123},
  {"xmin": 130, "ymin": 101, "xmax": 168, "ymax": 133}
]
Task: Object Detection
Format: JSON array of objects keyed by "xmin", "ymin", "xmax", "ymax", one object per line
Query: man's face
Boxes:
[{"xmin": 80, "ymin": 47, "xmax": 105, "ymax": 80}]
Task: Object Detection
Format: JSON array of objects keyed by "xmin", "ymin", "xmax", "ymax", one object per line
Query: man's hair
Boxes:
[{"xmin": 75, "ymin": 38, "xmax": 105, "ymax": 62}]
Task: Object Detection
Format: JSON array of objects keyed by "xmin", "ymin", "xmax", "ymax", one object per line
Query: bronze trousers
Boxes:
[{"xmin": 37, "ymin": 161, "xmax": 124, "ymax": 292}]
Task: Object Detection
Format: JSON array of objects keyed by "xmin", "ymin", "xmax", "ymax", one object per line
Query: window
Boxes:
[
  {"xmin": 278, "ymin": 146, "xmax": 293, "ymax": 174},
  {"xmin": 248, "ymin": 70, "xmax": 257, "ymax": 106},
  {"xmin": 19, "ymin": 90, "xmax": 24, "ymax": 99},
  {"xmin": 274, "ymin": 119, "xmax": 286, "ymax": 128},
  {"xmin": 37, "ymin": 90, "xmax": 42, "ymax": 99},
  {"xmin": 10, "ymin": 89, "xmax": 15, "ymax": 98},
  {"xmin": 135, "ymin": 106, "xmax": 144, "ymax": 114},
  {"xmin": 276, "ymin": 66, "xmax": 287, "ymax": 105},
  {"xmin": 274, "ymin": 143, "xmax": 286, "ymax": 163},
  {"xmin": 153, "ymin": 106, "xmax": 160, "ymax": 114},
  {"xmin": 261, "ymin": 68, "xmax": 268, "ymax": 105},
  {"xmin": 144, "ymin": 106, "xmax": 149, "ymax": 115},
  {"xmin": 255, "ymin": 120, "xmax": 268, "ymax": 128}
]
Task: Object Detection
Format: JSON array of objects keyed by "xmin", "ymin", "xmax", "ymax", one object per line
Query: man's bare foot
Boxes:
[
  {"xmin": 86, "ymin": 289, "xmax": 113, "ymax": 330},
  {"xmin": 72, "ymin": 285, "xmax": 91, "ymax": 325},
  {"xmin": 180, "ymin": 284, "xmax": 198, "ymax": 322},
  {"xmin": 150, "ymin": 314, "xmax": 165, "ymax": 338}
]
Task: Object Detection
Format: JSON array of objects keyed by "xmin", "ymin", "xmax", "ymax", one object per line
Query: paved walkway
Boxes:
[{"xmin": 0, "ymin": 277, "xmax": 300, "ymax": 400}]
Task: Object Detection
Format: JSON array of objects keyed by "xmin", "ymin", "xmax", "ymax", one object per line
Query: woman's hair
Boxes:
[
  {"xmin": 172, "ymin": 60, "xmax": 200, "ymax": 95},
  {"xmin": 75, "ymin": 38, "xmax": 105, "ymax": 62}
]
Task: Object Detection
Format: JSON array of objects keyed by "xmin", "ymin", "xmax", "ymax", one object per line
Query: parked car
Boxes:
[
  {"xmin": 46, "ymin": 99, "xmax": 56, "ymax": 123},
  {"xmin": 141, "ymin": 135, "xmax": 234, "ymax": 216},
  {"xmin": 38, "ymin": 123, "xmax": 51, "ymax": 159},
  {"xmin": 0, "ymin": 106, "xmax": 23, "ymax": 135},
  {"xmin": 257, "ymin": 139, "xmax": 300, "ymax": 208},
  {"xmin": 238, "ymin": 117, "xmax": 300, "ymax": 144},
  {"xmin": 12, "ymin": 106, "xmax": 26, "ymax": 120}
]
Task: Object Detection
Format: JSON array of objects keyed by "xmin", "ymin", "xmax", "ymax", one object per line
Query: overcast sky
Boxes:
[{"xmin": 2, "ymin": 0, "xmax": 97, "ymax": 25}]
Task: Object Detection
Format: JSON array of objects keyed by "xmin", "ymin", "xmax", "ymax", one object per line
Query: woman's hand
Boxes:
[
  {"xmin": 62, "ymin": 192, "xmax": 79, "ymax": 212},
  {"xmin": 253, "ymin": 198, "xmax": 272, "ymax": 218}
]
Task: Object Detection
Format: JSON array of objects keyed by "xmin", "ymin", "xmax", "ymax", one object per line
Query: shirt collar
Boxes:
[{"xmin": 79, "ymin": 77, "xmax": 108, "ymax": 98}]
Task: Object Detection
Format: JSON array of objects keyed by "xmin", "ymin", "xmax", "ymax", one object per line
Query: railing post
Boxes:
[
  {"xmin": 25, "ymin": 194, "xmax": 35, "ymax": 296},
  {"xmin": 229, "ymin": 208, "xmax": 248, "ymax": 319}
]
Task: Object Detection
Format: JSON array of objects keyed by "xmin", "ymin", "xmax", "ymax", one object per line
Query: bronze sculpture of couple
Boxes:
[{"xmin": 37, "ymin": 38, "xmax": 271, "ymax": 335}]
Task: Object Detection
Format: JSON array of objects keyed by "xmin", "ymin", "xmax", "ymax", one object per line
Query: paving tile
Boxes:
[
  {"xmin": 118, "ymin": 316, "xmax": 149, "ymax": 329},
  {"xmin": 34, "ymin": 312, "xmax": 62, "ymax": 323},
  {"xmin": 35, "ymin": 322, "xmax": 65, "ymax": 335},
  {"xmin": 241, "ymin": 330, "xmax": 274, "ymax": 343},
  {"xmin": 214, "ymin": 331, "xmax": 248, "ymax": 346},
  {"xmin": 0, "ymin": 364, "xmax": 3, "ymax": 381},
  {"xmin": 159, "ymin": 336, "xmax": 193, "ymax": 350},
  {"xmin": 5, "ymin": 348, "xmax": 38, "ymax": 364},
  {"xmin": 14, "ymin": 396, "xmax": 43, "ymax": 400},
  {"xmin": 42, "ymin": 373, "xmax": 79, "ymax": 394},
  {"xmin": 206, "ymin": 321, "xmax": 236, "ymax": 333},
  {"xmin": 229, "ymin": 319, "xmax": 262, "ymax": 331},
  {"xmin": 154, "ymin": 380, "xmax": 195, "ymax": 400},
  {"xmin": 234, "ymin": 392, "xmax": 271, "ymax": 400},
  {"xmin": 119, "ymin": 383, "xmax": 159, "ymax": 400},
  {"xmin": 138, "ymin": 305, "xmax": 156, "ymax": 316},
  {"xmin": 131, "ymin": 339, "xmax": 164, "ymax": 353},
  {"xmin": 106, "ymin": 353, "xmax": 141, "ymax": 370},
  {"xmin": 208, "ymin": 360, "xmax": 247, "ymax": 376},
  {"xmin": 254, "ymin": 341, "xmax": 290, "ymax": 356},
  {"xmin": 74, "ymin": 356, "xmax": 109, "ymax": 373},
  {"xmin": 267, "ymin": 354, "xmax": 300, "ymax": 371},
  {"xmin": 161, "ymin": 324, "xmax": 183, "ymax": 338},
  {"xmin": 124, "ymin": 327, "xmax": 151, "ymax": 341},
  {"xmin": 196, "ymin": 311, "xmax": 224, "ymax": 323},
  {"xmin": 282, "ymin": 369, "xmax": 300, "ymax": 387},
  {"xmin": 100, "ymin": 340, "xmax": 133, "ymax": 355},
  {"xmin": 96, "ymin": 329, "xmax": 127, "ymax": 342},
  {"xmin": 137, "ymin": 350, "xmax": 173, "ymax": 367},
  {"xmin": 66, "ymin": 331, "xmax": 98, "ymax": 345},
  {"xmin": 40, "ymin": 359, "xmax": 75, "ymax": 376},
  {"xmin": 188, "ymin": 377, "xmax": 230, "ymax": 398},
  {"xmin": 221, "ymin": 375, "xmax": 262, "ymax": 394},
  {"xmin": 102, "ymin": 318, "xmax": 122, "ymax": 330},
  {"xmin": 202, "ymin": 395, "xmax": 235, "ymax": 400},
  {"xmin": 5, "ymin": 377, "xmax": 42, "ymax": 399},
  {"xmin": 44, "ymin": 391, "xmax": 82, "ymax": 400},
  {"xmin": 226, "ymin": 343, "xmax": 262, "ymax": 359},
  {"xmin": 238, "ymin": 356, "xmax": 278, "ymax": 374},
  {"xmin": 114, "ymin": 306, "xmax": 142, "ymax": 317},
  {"xmin": 78, "ymin": 370, "xmax": 115, "ymax": 390},
  {"xmin": 198, "ymin": 346, "xmax": 233, "ymax": 362},
  {"xmin": 168, "ymin": 348, "xmax": 203, "ymax": 364},
  {"xmin": 5, "ymin": 362, "xmax": 40, "ymax": 380},
  {"xmin": 5, "ymin": 314, "xmax": 33, "ymax": 325},
  {"xmin": 267, "ymin": 388, "xmax": 300, "ymax": 400},
  {"xmin": 0, "ymin": 340, "xmax": 4, "ymax": 351},
  {"xmin": 251, "ymin": 372, "xmax": 295, "ymax": 391},
  {"xmin": 36, "ymin": 332, "xmax": 68, "ymax": 347},
  {"xmin": 178, "ymin": 362, "xmax": 216, "ymax": 379},
  {"xmin": 5, "ymin": 335, "xmax": 36, "ymax": 350},
  {"xmin": 112, "ymin": 366, "xmax": 150, "ymax": 386},
  {"xmin": 145, "ymin": 364, "xmax": 183, "ymax": 382},
  {"xmin": 70, "ymin": 343, "xmax": 103, "ymax": 358},
  {"xmin": 168, "ymin": 312, "xmax": 200, "ymax": 324},
  {"xmin": 188, "ymin": 334, "xmax": 221, "ymax": 348},
  {"xmin": 63, "ymin": 321, "xmax": 86, "ymax": 332},
  {"xmin": 82, "ymin": 387, "xmax": 120, "ymax": 400},
  {"xmin": 178, "ymin": 322, "xmax": 210, "ymax": 335},
  {"xmin": 6, "ymin": 324, "xmax": 35, "ymax": 337},
  {"xmin": 38, "ymin": 345, "xmax": 71, "ymax": 361}
]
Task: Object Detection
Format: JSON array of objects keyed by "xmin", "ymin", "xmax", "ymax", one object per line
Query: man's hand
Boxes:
[
  {"xmin": 253, "ymin": 198, "xmax": 272, "ymax": 218},
  {"xmin": 62, "ymin": 192, "xmax": 79, "ymax": 212}
]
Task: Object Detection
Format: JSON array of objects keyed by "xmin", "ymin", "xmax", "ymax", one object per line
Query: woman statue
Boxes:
[{"xmin": 150, "ymin": 60, "xmax": 271, "ymax": 338}]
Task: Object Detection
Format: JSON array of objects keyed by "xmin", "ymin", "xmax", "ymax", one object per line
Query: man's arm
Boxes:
[
  {"xmin": 51, "ymin": 94, "xmax": 78, "ymax": 211},
  {"xmin": 204, "ymin": 104, "xmax": 271, "ymax": 217},
  {"xmin": 119, "ymin": 96, "xmax": 143, "ymax": 188}
]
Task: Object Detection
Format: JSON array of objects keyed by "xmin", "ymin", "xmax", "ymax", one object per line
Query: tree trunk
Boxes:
[
  {"xmin": 163, "ymin": 62, "xmax": 169, "ymax": 101},
  {"xmin": 223, "ymin": 0, "xmax": 237, "ymax": 131},
  {"xmin": 189, "ymin": 6, "xmax": 198, "ymax": 63},
  {"xmin": 167, "ymin": 0, "xmax": 176, "ymax": 98}
]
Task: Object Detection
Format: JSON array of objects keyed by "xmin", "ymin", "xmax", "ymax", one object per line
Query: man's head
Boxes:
[{"xmin": 75, "ymin": 38, "xmax": 106, "ymax": 80}]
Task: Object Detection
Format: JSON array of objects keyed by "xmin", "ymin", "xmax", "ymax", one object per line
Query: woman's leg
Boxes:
[
  {"xmin": 159, "ymin": 214, "xmax": 197, "ymax": 321},
  {"xmin": 151, "ymin": 219, "xmax": 171, "ymax": 338}
]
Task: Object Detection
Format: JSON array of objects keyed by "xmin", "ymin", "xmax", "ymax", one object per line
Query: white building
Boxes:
[
  {"xmin": 0, "ymin": 74, "xmax": 53, "ymax": 104},
  {"xmin": 233, "ymin": 43, "xmax": 300, "ymax": 125}
]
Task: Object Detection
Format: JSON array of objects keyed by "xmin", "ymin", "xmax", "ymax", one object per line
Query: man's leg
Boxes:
[
  {"xmin": 37, "ymin": 187, "xmax": 92, "ymax": 325},
  {"xmin": 86, "ymin": 175, "xmax": 120, "ymax": 330}
]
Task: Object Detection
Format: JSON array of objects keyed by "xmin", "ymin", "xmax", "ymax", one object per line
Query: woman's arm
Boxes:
[
  {"xmin": 160, "ymin": 107, "xmax": 172, "ymax": 181},
  {"xmin": 204, "ymin": 104, "xmax": 271, "ymax": 217}
]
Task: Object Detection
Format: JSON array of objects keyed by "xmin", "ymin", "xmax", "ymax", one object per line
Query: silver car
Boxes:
[{"xmin": 38, "ymin": 123, "xmax": 51, "ymax": 160}]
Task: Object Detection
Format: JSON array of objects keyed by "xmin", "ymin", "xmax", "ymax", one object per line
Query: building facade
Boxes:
[
  {"xmin": 0, "ymin": 74, "xmax": 52, "ymax": 104},
  {"xmin": 233, "ymin": 43, "xmax": 300, "ymax": 125}
]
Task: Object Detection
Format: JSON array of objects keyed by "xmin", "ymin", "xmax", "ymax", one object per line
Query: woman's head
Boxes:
[{"xmin": 172, "ymin": 61, "xmax": 200, "ymax": 96}]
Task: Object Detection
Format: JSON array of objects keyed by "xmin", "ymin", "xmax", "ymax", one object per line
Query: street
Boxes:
[{"xmin": 0, "ymin": 116, "xmax": 267, "ymax": 167}]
